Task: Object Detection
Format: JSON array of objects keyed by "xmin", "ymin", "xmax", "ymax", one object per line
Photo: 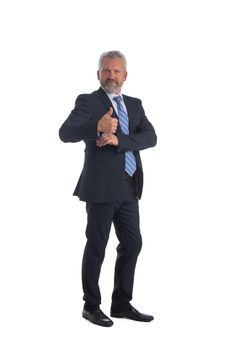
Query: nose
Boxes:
[{"xmin": 109, "ymin": 70, "xmax": 116, "ymax": 79}]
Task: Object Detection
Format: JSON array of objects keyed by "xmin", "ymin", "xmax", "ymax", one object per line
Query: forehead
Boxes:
[{"xmin": 100, "ymin": 57, "xmax": 125, "ymax": 70}]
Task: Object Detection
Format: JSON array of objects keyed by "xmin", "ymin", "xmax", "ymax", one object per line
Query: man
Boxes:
[{"xmin": 59, "ymin": 51, "xmax": 157, "ymax": 327}]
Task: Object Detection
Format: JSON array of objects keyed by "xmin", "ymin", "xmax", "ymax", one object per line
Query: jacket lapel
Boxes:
[{"xmin": 97, "ymin": 87, "xmax": 118, "ymax": 118}]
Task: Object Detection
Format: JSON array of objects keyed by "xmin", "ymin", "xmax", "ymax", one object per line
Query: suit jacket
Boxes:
[{"xmin": 59, "ymin": 87, "xmax": 157, "ymax": 202}]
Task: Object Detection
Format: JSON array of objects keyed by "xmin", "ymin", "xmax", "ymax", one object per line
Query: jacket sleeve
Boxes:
[
  {"xmin": 117, "ymin": 102, "xmax": 157, "ymax": 152},
  {"xmin": 59, "ymin": 94, "xmax": 99, "ymax": 143}
]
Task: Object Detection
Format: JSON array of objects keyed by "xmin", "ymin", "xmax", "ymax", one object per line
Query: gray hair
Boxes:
[{"xmin": 98, "ymin": 50, "xmax": 127, "ymax": 70}]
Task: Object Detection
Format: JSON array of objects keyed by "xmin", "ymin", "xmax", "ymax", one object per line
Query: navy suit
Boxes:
[
  {"xmin": 59, "ymin": 87, "xmax": 156, "ymax": 202},
  {"xmin": 59, "ymin": 87, "xmax": 157, "ymax": 311}
]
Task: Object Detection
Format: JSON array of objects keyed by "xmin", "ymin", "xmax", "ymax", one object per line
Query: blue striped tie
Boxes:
[{"xmin": 113, "ymin": 95, "xmax": 137, "ymax": 176}]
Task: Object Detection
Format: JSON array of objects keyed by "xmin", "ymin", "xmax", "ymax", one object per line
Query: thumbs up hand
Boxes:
[{"xmin": 97, "ymin": 107, "xmax": 118, "ymax": 134}]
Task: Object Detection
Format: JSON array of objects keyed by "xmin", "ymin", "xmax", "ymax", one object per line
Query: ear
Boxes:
[
  {"xmin": 97, "ymin": 70, "xmax": 100, "ymax": 80},
  {"xmin": 124, "ymin": 71, "xmax": 128, "ymax": 81}
]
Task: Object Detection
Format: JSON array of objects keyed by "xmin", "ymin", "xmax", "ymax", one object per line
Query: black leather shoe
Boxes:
[
  {"xmin": 111, "ymin": 305, "xmax": 154, "ymax": 322},
  {"xmin": 82, "ymin": 309, "xmax": 113, "ymax": 327}
]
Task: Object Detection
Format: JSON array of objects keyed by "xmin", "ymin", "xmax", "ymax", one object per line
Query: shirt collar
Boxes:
[{"xmin": 101, "ymin": 87, "xmax": 123, "ymax": 100}]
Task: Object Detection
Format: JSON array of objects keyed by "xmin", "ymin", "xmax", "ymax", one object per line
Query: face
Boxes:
[{"xmin": 97, "ymin": 57, "xmax": 127, "ymax": 94}]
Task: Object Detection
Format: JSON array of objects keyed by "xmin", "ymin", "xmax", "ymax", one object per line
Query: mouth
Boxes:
[{"xmin": 106, "ymin": 79, "xmax": 117, "ymax": 84}]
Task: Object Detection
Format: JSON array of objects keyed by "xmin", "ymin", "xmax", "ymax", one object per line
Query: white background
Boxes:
[{"xmin": 1, "ymin": 0, "xmax": 233, "ymax": 349}]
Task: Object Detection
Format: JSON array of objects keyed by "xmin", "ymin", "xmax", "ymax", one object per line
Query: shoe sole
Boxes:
[{"xmin": 111, "ymin": 313, "xmax": 153, "ymax": 322}]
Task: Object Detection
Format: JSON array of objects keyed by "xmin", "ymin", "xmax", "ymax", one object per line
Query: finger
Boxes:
[
  {"xmin": 96, "ymin": 140, "xmax": 104, "ymax": 147},
  {"xmin": 96, "ymin": 137, "xmax": 107, "ymax": 146},
  {"xmin": 102, "ymin": 139, "xmax": 111, "ymax": 146},
  {"xmin": 97, "ymin": 140, "xmax": 107, "ymax": 147},
  {"xmin": 97, "ymin": 133, "xmax": 113, "ymax": 142},
  {"xmin": 99, "ymin": 136, "xmax": 111, "ymax": 146},
  {"xmin": 112, "ymin": 119, "xmax": 118, "ymax": 127},
  {"xmin": 99, "ymin": 133, "xmax": 108, "ymax": 140},
  {"xmin": 101, "ymin": 136, "xmax": 110, "ymax": 143}
]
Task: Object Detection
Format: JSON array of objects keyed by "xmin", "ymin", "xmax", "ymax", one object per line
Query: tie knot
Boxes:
[{"xmin": 113, "ymin": 95, "xmax": 122, "ymax": 104}]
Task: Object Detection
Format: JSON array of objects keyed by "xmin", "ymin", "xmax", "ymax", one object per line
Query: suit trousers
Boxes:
[{"xmin": 82, "ymin": 174, "xmax": 142, "ymax": 312}]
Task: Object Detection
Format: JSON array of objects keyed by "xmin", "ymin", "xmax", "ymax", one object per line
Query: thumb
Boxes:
[{"xmin": 107, "ymin": 107, "xmax": 113, "ymax": 116}]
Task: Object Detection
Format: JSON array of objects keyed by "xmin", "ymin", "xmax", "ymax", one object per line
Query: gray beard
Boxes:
[{"xmin": 101, "ymin": 82, "xmax": 120, "ymax": 94}]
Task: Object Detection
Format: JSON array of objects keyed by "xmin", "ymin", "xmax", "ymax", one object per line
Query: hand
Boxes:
[
  {"xmin": 97, "ymin": 107, "xmax": 118, "ymax": 133},
  {"xmin": 96, "ymin": 133, "xmax": 119, "ymax": 147}
]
